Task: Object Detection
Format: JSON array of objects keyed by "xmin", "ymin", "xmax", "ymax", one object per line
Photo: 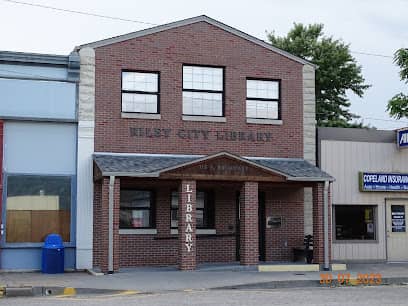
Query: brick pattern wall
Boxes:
[
  {"xmin": 240, "ymin": 182, "xmax": 259, "ymax": 265},
  {"xmin": 264, "ymin": 188, "xmax": 304, "ymax": 261},
  {"xmin": 94, "ymin": 21, "xmax": 304, "ymax": 158},
  {"xmin": 312, "ymin": 183, "xmax": 331, "ymax": 264},
  {"xmin": 93, "ymin": 177, "xmax": 120, "ymax": 273},
  {"xmin": 117, "ymin": 181, "xmax": 238, "ymax": 267}
]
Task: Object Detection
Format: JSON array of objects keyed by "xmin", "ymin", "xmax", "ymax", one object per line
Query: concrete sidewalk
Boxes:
[{"xmin": 1, "ymin": 263, "xmax": 408, "ymax": 297}]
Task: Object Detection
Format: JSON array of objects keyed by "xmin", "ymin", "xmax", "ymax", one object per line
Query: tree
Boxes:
[
  {"xmin": 387, "ymin": 48, "xmax": 408, "ymax": 119},
  {"xmin": 267, "ymin": 24, "xmax": 370, "ymax": 127}
]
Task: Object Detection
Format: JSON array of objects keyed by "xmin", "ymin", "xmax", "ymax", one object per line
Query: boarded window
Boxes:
[{"xmin": 6, "ymin": 175, "xmax": 71, "ymax": 243}]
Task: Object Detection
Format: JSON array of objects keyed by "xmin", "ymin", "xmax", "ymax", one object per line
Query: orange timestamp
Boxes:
[{"xmin": 320, "ymin": 273, "xmax": 382, "ymax": 285}]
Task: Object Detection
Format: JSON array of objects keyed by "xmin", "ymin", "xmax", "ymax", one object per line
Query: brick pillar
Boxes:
[
  {"xmin": 100, "ymin": 176, "xmax": 120, "ymax": 273},
  {"xmin": 240, "ymin": 181, "xmax": 259, "ymax": 265},
  {"xmin": 178, "ymin": 180, "xmax": 196, "ymax": 270},
  {"xmin": 312, "ymin": 183, "xmax": 331, "ymax": 264}
]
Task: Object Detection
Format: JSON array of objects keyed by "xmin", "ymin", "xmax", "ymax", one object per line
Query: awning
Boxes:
[{"xmin": 93, "ymin": 151, "xmax": 333, "ymax": 182}]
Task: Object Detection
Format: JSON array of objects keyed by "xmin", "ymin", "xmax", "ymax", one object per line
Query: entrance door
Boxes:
[
  {"xmin": 258, "ymin": 192, "xmax": 266, "ymax": 261},
  {"xmin": 387, "ymin": 200, "xmax": 408, "ymax": 261}
]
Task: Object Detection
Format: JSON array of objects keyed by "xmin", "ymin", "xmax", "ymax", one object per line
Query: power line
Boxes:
[
  {"xmin": 350, "ymin": 50, "xmax": 393, "ymax": 59},
  {"xmin": 1, "ymin": 0, "xmax": 158, "ymax": 26},
  {"xmin": 1, "ymin": 0, "xmax": 398, "ymax": 60}
]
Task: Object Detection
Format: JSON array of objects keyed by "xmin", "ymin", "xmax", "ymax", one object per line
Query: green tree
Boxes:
[
  {"xmin": 387, "ymin": 48, "xmax": 408, "ymax": 119},
  {"xmin": 267, "ymin": 23, "xmax": 370, "ymax": 127}
]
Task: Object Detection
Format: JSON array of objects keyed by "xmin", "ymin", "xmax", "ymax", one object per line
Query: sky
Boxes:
[{"xmin": 0, "ymin": 0, "xmax": 407, "ymax": 129}]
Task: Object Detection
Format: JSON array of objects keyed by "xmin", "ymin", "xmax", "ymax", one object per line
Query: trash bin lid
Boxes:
[{"xmin": 43, "ymin": 234, "xmax": 64, "ymax": 248}]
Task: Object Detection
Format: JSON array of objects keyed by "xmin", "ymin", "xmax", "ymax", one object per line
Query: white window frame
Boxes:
[{"xmin": 121, "ymin": 71, "xmax": 160, "ymax": 114}]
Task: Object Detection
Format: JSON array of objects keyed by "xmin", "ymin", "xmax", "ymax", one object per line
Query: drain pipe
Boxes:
[
  {"xmin": 108, "ymin": 176, "xmax": 115, "ymax": 273},
  {"xmin": 323, "ymin": 181, "xmax": 330, "ymax": 271}
]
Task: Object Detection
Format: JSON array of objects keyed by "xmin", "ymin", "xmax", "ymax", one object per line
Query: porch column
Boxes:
[
  {"xmin": 100, "ymin": 176, "xmax": 120, "ymax": 273},
  {"xmin": 312, "ymin": 182, "xmax": 331, "ymax": 268},
  {"xmin": 240, "ymin": 181, "xmax": 259, "ymax": 265},
  {"xmin": 178, "ymin": 180, "xmax": 196, "ymax": 270}
]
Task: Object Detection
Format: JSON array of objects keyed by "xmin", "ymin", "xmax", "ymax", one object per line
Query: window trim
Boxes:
[
  {"xmin": 332, "ymin": 204, "xmax": 378, "ymax": 243},
  {"xmin": 246, "ymin": 77, "xmax": 281, "ymax": 120},
  {"xmin": 121, "ymin": 69, "xmax": 161, "ymax": 115},
  {"xmin": 119, "ymin": 189, "xmax": 156, "ymax": 229},
  {"xmin": 182, "ymin": 64, "xmax": 225, "ymax": 117},
  {"xmin": 170, "ymin": 189, "xmax": 215, "ymax": 230}
]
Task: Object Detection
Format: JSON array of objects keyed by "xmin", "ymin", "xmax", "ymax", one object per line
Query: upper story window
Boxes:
[
  {"xmin": 182, "ymin": 65, "xmax": 224, "ymax": 117},
  {"xmin": 246, "ymin": 79, "xmax": 280, "ymax": 120},
  {"xmin": 121, "ymin": 71, "xmax": 159, "ymax": 114}
]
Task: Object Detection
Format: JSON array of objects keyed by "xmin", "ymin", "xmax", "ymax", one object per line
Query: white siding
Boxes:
[{"xmin": 321, "ymin": 140, "xmax": 408, "ymax": 261}]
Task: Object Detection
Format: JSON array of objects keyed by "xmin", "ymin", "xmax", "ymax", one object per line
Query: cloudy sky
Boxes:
[{"xmin": 1, "ymin": 0, "xmax": 407, "ymax": 129}]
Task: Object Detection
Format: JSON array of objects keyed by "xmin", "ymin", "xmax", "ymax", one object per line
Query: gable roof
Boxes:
[
  {"xmin": 75, "ymin": 15, "xmax": 314, "ymax": 67},
  {"xmin": 93, "ymin": 151, "xmax": 333, "ymax": 181}
]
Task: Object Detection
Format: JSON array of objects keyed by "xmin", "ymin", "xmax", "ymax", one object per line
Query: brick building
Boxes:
[{"xmin": 75, "ymin": 15, "xmax": 333, "ymax": 273}]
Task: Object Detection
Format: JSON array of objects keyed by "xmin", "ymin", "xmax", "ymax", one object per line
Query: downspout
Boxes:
[
  {"xmin": 323, "ymin": 181, "xmax": 330, "ymax": 271},
  {"xmin": 108, "ymin": 176, "xmax": 115, "ymax": 273}
]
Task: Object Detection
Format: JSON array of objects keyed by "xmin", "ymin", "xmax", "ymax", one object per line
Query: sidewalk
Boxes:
[{"xmin": 1, "ymin": 263, "xmax": 408, "ymax": 297}]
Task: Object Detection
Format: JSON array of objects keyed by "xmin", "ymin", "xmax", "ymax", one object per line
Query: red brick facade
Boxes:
[
  {"xmin": 94, "ymin": 21, "xmax": 303, "ymax": 158},
  {"xmin": 90, "ymin": 20, "xmax": 328, "ymax": 272}
]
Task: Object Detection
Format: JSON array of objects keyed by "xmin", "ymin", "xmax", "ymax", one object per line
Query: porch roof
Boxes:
[{"xmin": 93, "ymin": 152, "xmax": 333, "ymax": 182}]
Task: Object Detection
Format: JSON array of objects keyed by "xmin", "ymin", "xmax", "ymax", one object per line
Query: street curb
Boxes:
[
  {"xmin": 2, "ymin": 286, "xmax": 136, "ymax": 298},
  {"xmin": 212, "ymin": 277, "xmax": 408, "ymax": 290},
  {"xmin": 2, "ymin": 277, "xmax": 408, "ymax": 298}
]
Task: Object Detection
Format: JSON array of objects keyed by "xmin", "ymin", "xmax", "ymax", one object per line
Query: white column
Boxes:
[
  {"xmin": 303, "ymin": 64, "xmax": 316, "ymax": 236},
  {"xmin": 76, "ymin": 47, "xmax": 95, "ymax": 269}
]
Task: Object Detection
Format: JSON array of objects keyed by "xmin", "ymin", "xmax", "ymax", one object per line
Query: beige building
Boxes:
[{"xmin": 318, "ymin": 127, "xmax": 408, "ymax": 262}]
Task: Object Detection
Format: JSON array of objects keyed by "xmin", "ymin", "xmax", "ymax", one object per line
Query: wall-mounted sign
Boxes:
[
  {"xmin": 359, "ymin": 172, "xmax": 408, "ymax": 192},
  {"xmin": 130, "ymin": 127, "xmax": 272, "ymax": 143},
  {"xmin": 266, "ymin": 216, "xmax": 282, "ymax": 229},
  {"xmin": 391, "ymin": 205, "xmax": 406, "ymax": 232},
  {"xmin": 397, "ymin": 128, "xmax": 408, "ymax": 149},
  {"xmin": 184, "ymin": 184, "xmax": 193, "ymax": 252}
]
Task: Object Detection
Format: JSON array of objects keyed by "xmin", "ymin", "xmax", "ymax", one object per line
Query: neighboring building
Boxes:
[
  {"xmin": 0, "ymin": 51, "xmax": 79, "ymax": 270},
  {"xmin": 75, "ymin": 15, "xmax": 332, "ymax": 273},
  {"xmin": 318, "ymin": 127, "xmax": 408, "ymax": 262}
]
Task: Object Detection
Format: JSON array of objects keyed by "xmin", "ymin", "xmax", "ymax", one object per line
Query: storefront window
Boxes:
[
  {"xmin": 334, "ymin": 205, "xmax": 376, "ymax": 240},
  {"xmin": 120, "ymin": 190, "xmax": 155, "ymax": 228},
  {"xmin": 6, "ymin": 175, "xmax": 71, "ymax": 243},
  {"xmin": 171, "ymin": 190, "xmax": 215, "ymax": 229}
]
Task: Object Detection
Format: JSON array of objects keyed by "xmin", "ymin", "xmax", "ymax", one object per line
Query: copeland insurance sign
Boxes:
[{"xmin": 359, "ymin": 172, "xmax": 408, "ymax": 191}]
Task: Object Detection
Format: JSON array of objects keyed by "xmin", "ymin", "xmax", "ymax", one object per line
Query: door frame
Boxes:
[{"xmin": 385, "ymin": 197, "xmax": 408, "ymax": 262}]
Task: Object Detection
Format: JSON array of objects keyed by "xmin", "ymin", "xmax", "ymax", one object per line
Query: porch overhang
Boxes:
[{"xmin": 93, "ymin": 151, "xmax": 334, "ymax": 183}]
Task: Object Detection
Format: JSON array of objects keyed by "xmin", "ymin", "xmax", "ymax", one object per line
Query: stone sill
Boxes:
[
  {"xmin": 119, "ymin": 229, "xmax": 157, "ymax": 235},
  {"xmin": 246, "ymin": 118, "xmax": 283, "ymax": 125},
  {"xmin": 182, "ymin": 115, "xmax": 226, "ymax": 123},
  {"xmin": 121, "ymin": 112, "xmax": 161, "ymax": 120},
  {"xmin": 171, "ymin": 229, "xmax": 217, "ymax": 235}
]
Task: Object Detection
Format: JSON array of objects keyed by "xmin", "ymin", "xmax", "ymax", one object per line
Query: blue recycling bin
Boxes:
[{"xmin": 42, "ymin": 234, "xmax": 64, "ymax": 274}]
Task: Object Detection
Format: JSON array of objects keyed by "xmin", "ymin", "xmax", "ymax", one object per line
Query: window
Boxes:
[
  {"xmin": 121, "ymin": 71, "xmax": 159, "ymax": 114},
  {"xmin": 6, "ymin": 175, "xmax": 71, "ymax": 243},
  {"xmin": 171, "ymin": 190, "xmax": 215, "ymax": 229},
  {"xmin": 182, "ymin": 65, "xmax": 224, "ymax": 117},
  {"xmin": 334, "ymin": 205, "xmax": 376, "ymax": 240},
  {"xmin": 120, "ymin": 190, "xmax": 155, "ymax": 229},
  {"xmin": 246, "ymin": 79, "xmax": 280, "ymax": 119}
]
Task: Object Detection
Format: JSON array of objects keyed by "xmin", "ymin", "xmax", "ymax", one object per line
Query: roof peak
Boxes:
[{"xmin": 75, "ymin": 15, "xmax": 314, "ymax": 67}]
